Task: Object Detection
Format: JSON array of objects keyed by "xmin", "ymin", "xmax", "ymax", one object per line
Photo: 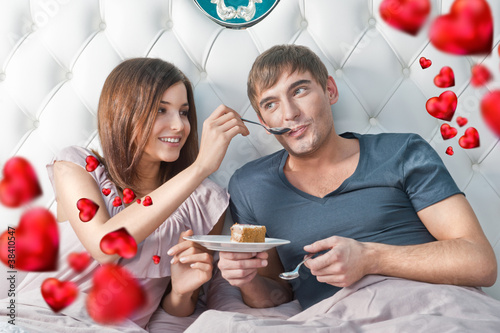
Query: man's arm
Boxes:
[{"xmin": 304, "ymin": 194, "xmax": 497, "ymax": 288}]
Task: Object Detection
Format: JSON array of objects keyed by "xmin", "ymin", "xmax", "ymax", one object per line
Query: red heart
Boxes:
[
  {"xmin": 429, "ymin": 0, "xmax": 493, "ymax": 55},
  {"xmin": 459, "ymin": 127, "xmax": 480, "ymax": 149},
  {"xmin": 41, "ymin": 278, "xmax": 78, "ymax": 313},
  {"xmin": 122, "ymin": 188, "xmax": 136, "ymax": 204},
  {"xmin": 425, "ymin": 91, "xmax": 457, "ymax": 121},
  {"xmin": 0, "ymin": 157, "xmax": 42, "ymax": 208},
  {"xmin": 480, "ymin": 90, "xmax": 500, "ymax": 137},
  {"xmin": 440, "ymin": 124, "xmax": 457, "ymax": 140},
  {"xmin": 419, "ymin": 57, "xmax": 432, "ymax": 69},
  {"xmin": 100, "ymin": 227, "xmax": 137, "ymax": 259},
  {"xmin": 102, "ymin": 188, "xmax": 111, "ymax": 196},
  {"xmin": 471, "ymin": 64, "xmax": 491, "ymax": 88},
  {"xmin": 434, "ymin": 66, "xmax": 455, "ymax": 88},
  {"xmin": 379, "ymin": 0, "xmax": 431, "ymax": 35},
  {"xmin": 456, "ymin": 116, "xmax": 468, "ymax": 127},
  {"xmin": 86, "ymin": 264, "xmax": 146, "ymax": 324},
  {"xmin": 85, "ymin": 156, "xmax": 100, "ymax": 172},
  {"xmin": 142, "ymin": 196, "xmax": 153, "ymax": 207},
  {"xmin": 67, "ymin": 251, "xmax": 91, "ymax": 273},
  {"xmin": 445, "ymin": 146, "xmax": 454, "ymax": 155},
  {"xmin": 152, "ymin": 255, "xmax": 161, "ymax": 265},
  {"xmin": 112, "ymin": 196, "xmax": 122, "ymax": 207},
  {"xmin": 136, "ymin": 198, "xmax": 141, "ymax": 204},
  {"xmin": 76, "ymin": 198, "xmax": 99, "ymax": 222}
]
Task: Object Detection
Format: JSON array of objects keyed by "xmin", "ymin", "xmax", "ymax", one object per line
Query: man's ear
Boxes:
[{"xmin": 326, "ymin": 76, "xmax": 339, "ymax": 105}]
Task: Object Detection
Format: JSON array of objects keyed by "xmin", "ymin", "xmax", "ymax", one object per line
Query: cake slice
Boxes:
[{"xmin": 230, "ymin": 223, "xmax": 266, "ymax": 243}]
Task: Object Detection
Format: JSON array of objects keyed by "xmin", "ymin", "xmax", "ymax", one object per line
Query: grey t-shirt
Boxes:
[{"xmin": 228, "ymin": 132, "xmax": 463, "ymax": 309}]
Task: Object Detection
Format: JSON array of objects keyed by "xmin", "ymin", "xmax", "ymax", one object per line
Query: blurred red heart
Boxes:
[
  {"xmin": 434, "ymin": 66, "xmax": 455, "ymax": 88},
  {"xmin": 67, "ymin": 251, "xmax": 91, "ymax": 273},
  {"xmin": 102, "ymin": 188, "xmax": 111, "ymax": 196},
  {"xmin": 480, "ymin": 90, "xmax": 500, "ymax": 137},
  {"xmin": 0, "ymin": 208, "xmax": 58, "ymax": 271},
  {"xmin": 459, "ymin": 127, "xmax": 480, "ymax": 149},
  {"xmin": 136, "ymin": 198, "xmax": 141, "ymax": 204},
  {"xmin": 100, "ymin": 227, "xmax": 137, "ymax": 259},
  {"xmin": 41, "ymin": 278, "xmax": 78, "ymax": 313},
  {"xmin": 152, "ymin": 255, "xmax": 161, "ymax": 265},
  {"xmin": 425, "ymin": 91, "xmax": 457, "ymax": 121},
  {"xmin": 143, "ymin": 196, "xmax": 153, "ymax": 207},
  {"xmin": 471, "ymin": 64, "xmax": 491, "ymax": 88},
  {"xmin": 122, "ymin": 188, "xmax": 136, "ymax": 204},
  {"xmin": 429, "ymin": 0, "xmax": 493, "ymax": 55},
  {"xmin": 456, "ymin": 116, "xmax": 468, "ymax": 127},
  {"xmin": 446, "ymin": 146, "xmax": 454, "ymax": 155},
  {"xmin": 85, "ymin": 156, "xmax": 100, "ymax": 172},
  {"xmin": 112, "ymin": 196, "xmax": 122, "ymax": 207},
  {"xmin": 440, "ymin": 124, "xmax": 457, "ymax": 140},
  {"xmin": 0, "ymin": 157, "xmax": 42, "ymax": 208},
  {"xmin": 76, "ymin": 198, "xmax": 99, "ymax": 222},
  {"xmin": 380, "ymin": 0, "xmax": 430, "ymax": 35},
  {"xmin": 86, "ymin": 264, "xmax": 147, "ymax": 324},
  {"xmin": 419, "ymin": 57, "xmax": 432, "ymax": 69}
]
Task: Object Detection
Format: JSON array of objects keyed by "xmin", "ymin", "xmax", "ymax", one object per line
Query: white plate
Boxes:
[{"xmin": 183, "ymin": 235, "xmax": 290, "ymax": 252}]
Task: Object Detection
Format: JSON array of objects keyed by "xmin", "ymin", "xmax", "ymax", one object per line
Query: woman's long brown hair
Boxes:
[{"xmin": 96, "ymin": 58, "xmax": 199, "ymax": 193}]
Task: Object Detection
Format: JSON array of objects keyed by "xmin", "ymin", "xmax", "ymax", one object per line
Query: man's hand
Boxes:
[{"xmin": 218, "ymin": 251, "xmax": 268, "ymax": 287}]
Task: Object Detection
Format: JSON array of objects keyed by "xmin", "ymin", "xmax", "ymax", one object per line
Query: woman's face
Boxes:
[{"xmin": 143, "ymin": 82, "xmax": 191, "ymax": 164}]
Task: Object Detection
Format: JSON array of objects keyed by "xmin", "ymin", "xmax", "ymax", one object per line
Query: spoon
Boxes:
[
  {"xmin": 279, "ymin": 254, "xmax": 314, "ymax": 280},
  {"xmin": 241, "ymin": 118, "xmax": 291, "ymax": 135}
]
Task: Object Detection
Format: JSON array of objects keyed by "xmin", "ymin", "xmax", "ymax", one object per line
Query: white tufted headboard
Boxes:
[{"xmin": 1, "ymin": 0, "xmax": 499, "ymax": 300}]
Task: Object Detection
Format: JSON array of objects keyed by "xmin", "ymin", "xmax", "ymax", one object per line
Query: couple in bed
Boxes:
[{"xmin": 4, "ymin": 45, "xmax": 500, "ymax": 332}]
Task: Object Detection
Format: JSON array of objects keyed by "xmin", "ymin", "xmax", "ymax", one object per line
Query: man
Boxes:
[{"xmin": 218, "ymin": 44, "xmax": 497, "ymax": 310}]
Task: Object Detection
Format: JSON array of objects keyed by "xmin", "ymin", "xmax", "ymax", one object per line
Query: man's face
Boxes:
[{"xmin": 256, "ymin": 70, "xmax": 338, "ymax": 157}]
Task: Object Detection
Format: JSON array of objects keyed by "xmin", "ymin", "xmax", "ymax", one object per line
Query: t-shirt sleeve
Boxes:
[
  {"xmin": 403, "ymin": 134, "xmax": 463, "ymax": 212},
  {"xmin": 228, "ymin": 168, "xmax": 258, "ymax": 225}
]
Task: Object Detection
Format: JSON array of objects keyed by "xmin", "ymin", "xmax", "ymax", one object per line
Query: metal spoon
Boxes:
[
  {"xmin": 241, "ymin": 118, "xmax": 291, "ymax": 135},
  {"xmin": 279, "ymin": 254, "xmax": 314, "ymax": 280}
]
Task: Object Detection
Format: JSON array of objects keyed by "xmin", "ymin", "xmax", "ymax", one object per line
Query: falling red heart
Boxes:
[
  {"xmin": 100, "ymin": 227, "xmax": 137, "ymax": 259},
  {"xmin": 152, "ymin": 255, "xmax": 161, "ymax": 265},
  {"xmin": 425, "ymin": 91, "xmax": 457, "ymax": 121},
  {"xmin": 429, "ymin": 0, "xmax": 493, "ymax": 55},
  {"xmin": 136, "ymin": 198, "xmax": 141, "ymax": 204},
  {"xmin": 112, "ymin": 196, "xmax": 122, "ymax": 207},
  {"xmin": 102, "ymin": 188, "xmax": 111, "ymax": 196},
  {"xmin": 459, "ymin": 127, "xmax": 480, "ymax": 149},
  {"xmin": 76, "ymin": 198, "xmax": 99, "ymax": 222},
  {"xmin": 446, "ymin": 146, "xmax": 454, "ymax": 155},
  {"xmin": 480, "ymin": 90, "xmax": 500, "ymax": 137},
  {"xmin": 470, "ymin": 64, "xmax": 491, "ymax": 88},
  {"xmin": 0, "ymin": 157, "xmax": 42, "ymax": 208},
  {"xmin": 67, "ymin": 251, "xmax": 91, "ymax": 273},
  {"xmin": 440, "ymin": 124, "xmax": 458, "ymax": 140},
  {"xmin": 419, "ymin": 57, "xmax": 432, "ymax": 69},
  {"xmin": 434, "ymin": 66, "xmax": 455, "ymax": 88},
  {"xmin": 122, "ymin": 188, "xmax": 136, "ymax": 204},
  {"xmin": 85, "ymin": 156, "xmax": 100, "ymax": 172},
  {"xmin": 86, "ymin": 264, "xmax": 147, "ymax": 324},
  {"xmin": 41, "ymin": 278, "xmax": 78, "ymax": 313},
  {"xmin": 143, "ymin": 196, "xmax": 153, "ymax": 207},
  {"xmin": 456, "ymin": 116, "xmax": 468, "ymax": 127},
  {"xmin": 0, "ymin": 208, "xmax": 59, "ymax": 271},
  {"xmin": 379, "ymin": 0, "xmax": 431, "ymax": 35}
]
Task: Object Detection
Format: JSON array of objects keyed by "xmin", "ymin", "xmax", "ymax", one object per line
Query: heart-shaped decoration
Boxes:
[
  {"xmin": 379, "ymin": 0, "xmax": 431, "ymax": 35},
  {"xmin": 471, "ymin": 64, "xmax": 491, "ymax": 88},
  {"xmin": 100, "ymin": 227, "xmax": 137, "ymax": 259},
  {"xmin": 456, "ymin": 116, "xmax": 468, "ymax": 127},
  {"xmin": 446, "ymin": 146, "xmax": 454, "ymax": 155},
  {"xmin": 152, "ymin": 255, "xmax": 161, "ymax": 265},
  {"xmin": 459, "ymin": 127, "xmax": 480, "ymax": 149},
  {"xmin": 425, "ymin": 91, "xmax": 457, "ymax": 121},
  {"xmin": 112, "ymin": 196, "xmax": 122, "ymax": 207},
  {"xmin": 41, "ymin": 278, "xmax": 78, "ymax": 313},
  {"xmin": 67, "ymin": 251, "xmax": 91, "ymax": 273},
  {"xmin": 85, "ymin": 156, "xmax": 100, "ymax": 172},
  {"xmin": 419, "ymin": 57, "xmax": 432, "ymax": 69},
  {"xmin": 440, "ymin": 124, "xmax": 457, "ymax": 140},
  {"xmin": 122, "ymin": 188, "xmax": 136, "ymax": 204},
  {"xmin": 0, "ymin": 208, "xmax": 59, "ymax": 271},
  {"xmin": 429, "ymin": 0, "xmax": 493, "ymax": 55},
  {"xmin": 136, "ymin": 198, "xmax": 141, "ymax": 204},
  {"xmin": 86, "ymin": 264, "xmax": 147, "ymax": 324},
  {"xmin": 102, "ymin": 188, "xmax": 111, "ymax": 196},
  {"xmin": 0, "ymin": 157, "xmax": 42, "ymax": 208},
  {"xmin": 76, "ymin": 198, "xmax": 99, "ymax": 222},
  {"xmin": 143, "ymin": 196, "xmax": 153, "ymax": 207},
  {"xmin": 480, "ymin": 90, "xmax": 500, "ymax": 137},
  {"xmin": 434, "ymin": 66, "xmax": 455, "ymax": 88}
]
